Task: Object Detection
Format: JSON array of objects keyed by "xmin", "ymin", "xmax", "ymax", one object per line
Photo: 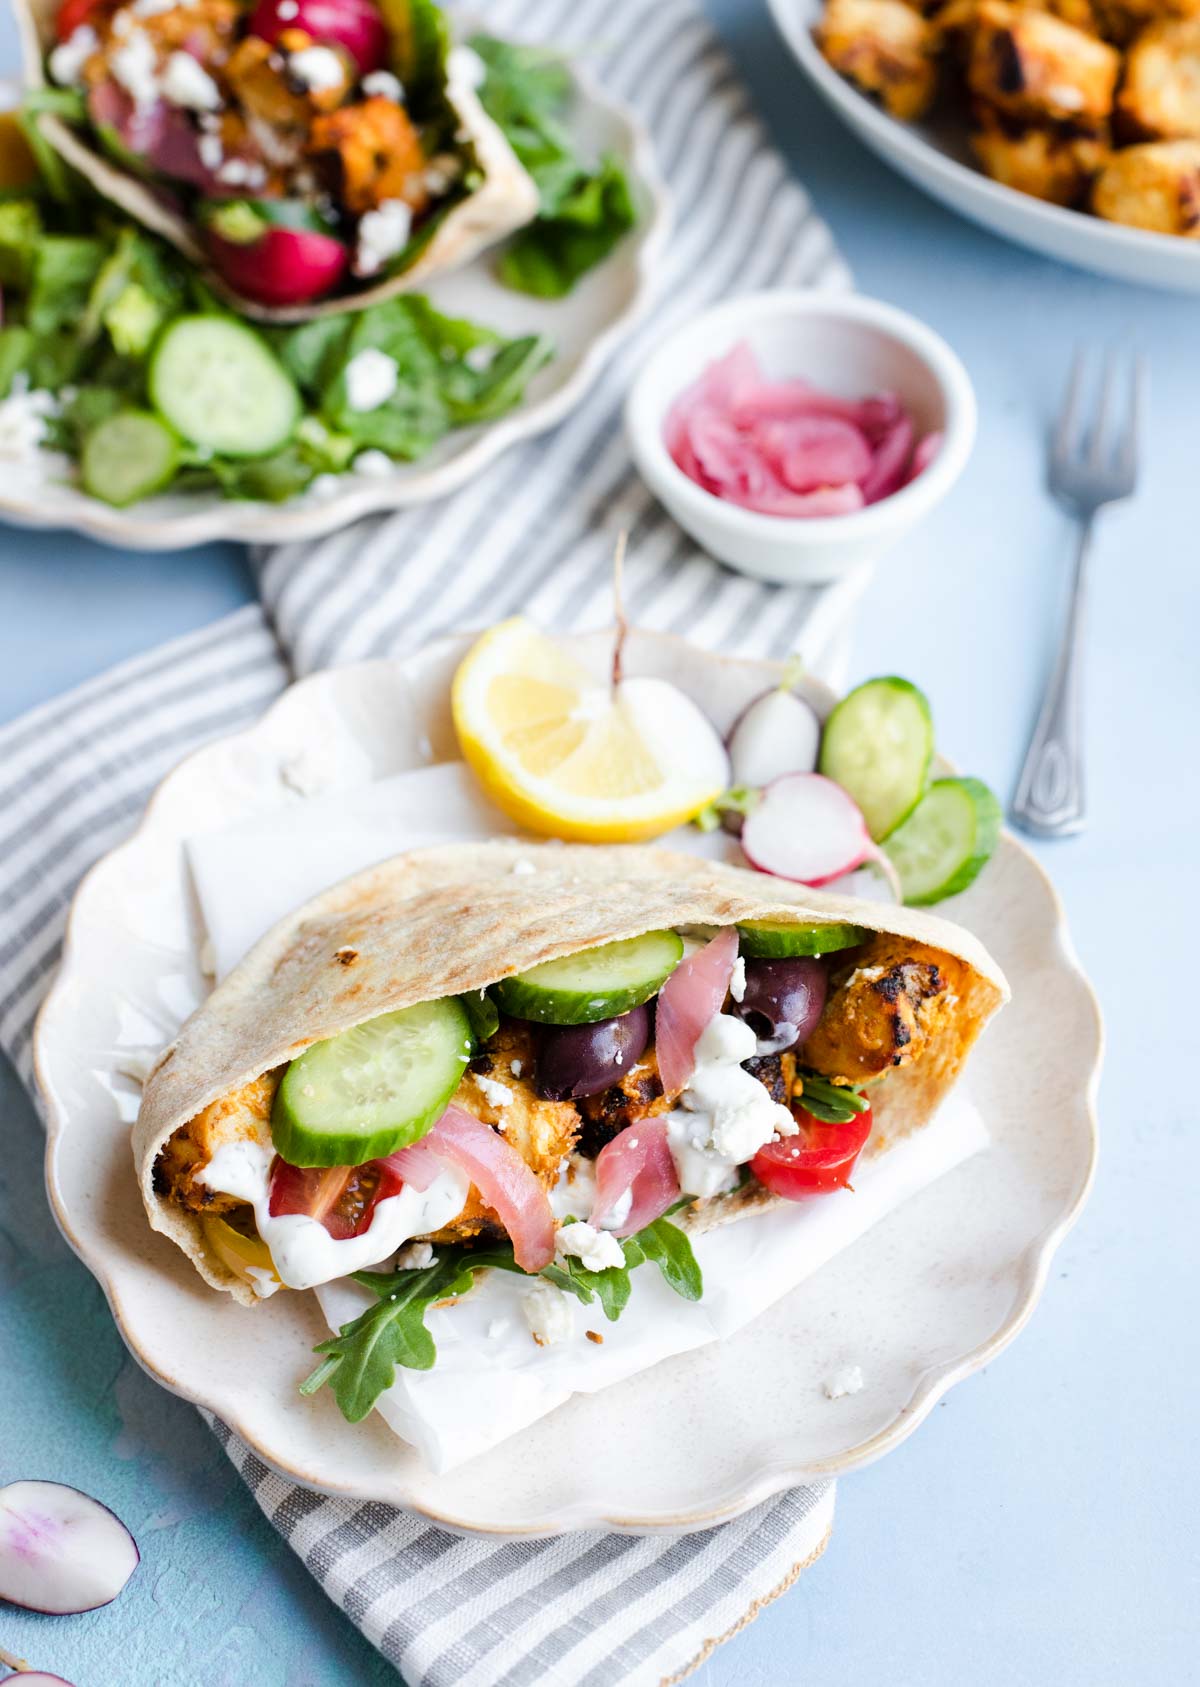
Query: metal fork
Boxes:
[{"xmin": 1011, "ymin": 350, "xmax": 1143, "ymax": 839}]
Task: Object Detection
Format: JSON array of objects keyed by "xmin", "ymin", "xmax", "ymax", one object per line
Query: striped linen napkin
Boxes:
[{"xmin": 0, "ymin": 0, "xmax": 858, "ymax": 1678}]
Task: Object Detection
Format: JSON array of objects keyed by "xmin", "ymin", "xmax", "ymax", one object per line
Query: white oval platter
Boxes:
[
  {"xmin": 0, "ymin": 66, "xmax": 667, "ymax": 550},
  {"xmin": 33, "ymin": 630, "xmax": 1100, "ymax": 1535},
  {"xmin": 768, "ymin": 0, "xmax": 1200, "ymax": 294}
]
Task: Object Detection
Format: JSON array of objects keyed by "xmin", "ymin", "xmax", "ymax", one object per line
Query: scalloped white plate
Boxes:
[
  {"xmin": 0, "ymin": 65, "xmax": 667, "ymax": 550},
  {"xmin": 768, "ymin": 0, "xmax": 1200, "ymax": 293},
  {"xmin": 33, "ymin": 631, "xmax": 1100, "ymax": 1535}
]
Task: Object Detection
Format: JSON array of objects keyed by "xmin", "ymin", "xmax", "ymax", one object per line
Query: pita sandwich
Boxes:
[{"xmin": 136, "ymin": 840, "xmax": 1008, "ymax": 1308}]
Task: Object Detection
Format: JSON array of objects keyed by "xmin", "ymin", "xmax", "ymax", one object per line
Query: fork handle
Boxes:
[{"xmin": 1011, "ymin": 517, "xmax": 1092, "ymax": 838}]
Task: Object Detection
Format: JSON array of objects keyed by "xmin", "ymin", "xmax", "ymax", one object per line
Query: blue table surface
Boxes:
[{"xmin": 2, "ymin": 2, "xmax": 1198, "ymax": 1683}]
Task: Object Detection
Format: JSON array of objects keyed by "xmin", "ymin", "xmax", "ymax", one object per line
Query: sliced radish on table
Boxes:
[
  {"xmin": 655, "ymin": 927, "xmax": 738, "ymax": 1093},
  {"xmin": 741, "ymin": 773, "xmax": 872, "ymax": 885},
  {"xmin": 9, "ymin": 1675, "xmax": 76, "ymax": 1685},
  {"xmin": 590, "ymin": 1117, "xmax": 681, "ymax": 1237},
  {"xmin": 726, "ymin": 687, "xmax": 821, "ymax": 788},
  {"xmin": 0, "ymin": 1481, "xmax": 138, "ymax": 1614},
  {"xmin": 426, "ymin": 1106, "xmax": 555, "ymax": 1271}
]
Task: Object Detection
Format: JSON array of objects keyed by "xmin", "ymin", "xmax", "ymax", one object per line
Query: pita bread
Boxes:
[{"xmin": 136, "ymin": 841, "xmax": 1008, "ymax": 1304}]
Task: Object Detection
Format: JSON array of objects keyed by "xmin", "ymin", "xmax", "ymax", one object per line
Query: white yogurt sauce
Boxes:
[
  {"xmin": 199, "ymin": 1139, "xmax": 469, "ymax": 1291},
  {"xmin": 666, "ymin": 1012, "xmax": 797, "ymax": 1197}
]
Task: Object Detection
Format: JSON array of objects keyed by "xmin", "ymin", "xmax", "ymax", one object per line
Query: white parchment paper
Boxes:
[{"xmin": 187, "ymin": 763, "xmax": 988, "ymax": 1471}]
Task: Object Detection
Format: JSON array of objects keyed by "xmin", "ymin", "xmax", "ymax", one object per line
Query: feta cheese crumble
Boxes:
[
  {"xmin": 511, "ymin": 858, "xmax": 537, "ymax": 876},
  {"xmin": 111, "ymin": 27, "xmax": 160, "ymax": 111},
  {"xmin": 666, "ymin": 1012, "xmax": 798, "ymax": 1196},
  {"xmin": 447, "ymin": 44, "xmax": 486, "ymax": 89},
  {"xmin": 49, "ymin": 24, "xmax": 98, "ymax": 86},
  {"xmin": 730, "ymin": 955, "xmax": 747, "ymax": 1003},
  {"xmin": 555, "ymin": 1222, "xmax": 624, "ymax": 1274},
  {"xmin": 354, "ymin": 199, "xmax": 412, "ymax": 276},
  {"xmin": 522, "ymin": 1280, "xmax": 573, "ymax": 1347},
  {"xmin": 475, "ymin": 1075, "xmax": 514, "ymax": 1110},
  {"xmin": 197, "ymin": 131, "xmax": 224, "ymax": 170},
  {"xmin": 344, "ymin": 347, "xmax": 398, "ymax": 412},
  {"xmin": 824, "ymin": 1365, "xmax": 865, "ymax": 1400},
  {"xmin": 0, "ymin": 385, "xmax": 58, "ymax": 462},
  {"xmin": 161, "ymin": 50, "xmax": 221, "ymax": 110},
  {"xmin": 394, "ymin": 1240, "xmax": 434, "ymax": 1271},
  {"xmin": 353, "ymin": 449, "xmax": 393, "ymax": 477},
  {"xmin": 361, "ymin": 69, "xmax": 404, "ymax": 101},
  {"xmin": 287, "ymin": 45, "xmax": 344, "ymax": 92}
]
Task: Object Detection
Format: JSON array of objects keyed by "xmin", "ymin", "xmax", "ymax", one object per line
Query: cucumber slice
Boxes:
[
  {"xmin": 491, "ymin": 930, "xmax": 685, "ymax": 1025},
  {"xmin": 737, "ymin": 918, "xmax": 868, "ymax": 959},
  {"xmin": 271, "ymin": 998, "xmax": 472, "ymax": 1167},
  {"xmin": 819, "ymin": 677, "xmax": 934, "ymax": 841},
  {"xmin": 884, "ymin": 777, "xmax": 1001, "ymax": 905},
  {"xmin": 80, "ymin": 409, "xmax": 179, "ymax": 506},
  {"xmin": 148, "ymin": 315, "xmax": 300, "ymax": 459}
]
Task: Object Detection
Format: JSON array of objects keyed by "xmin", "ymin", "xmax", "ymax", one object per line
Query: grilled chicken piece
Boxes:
[
  {"xmin": 969, "ymin": 104, "xmax": 1109, "ymax": 199},
  {"xmin": 225, "ymin": 30, "xmax": 350, "ymax": 135},
  {"xmin": 153, "ymin": 1070, "xmax": 281, "ymax": 1214},
  {"xmin": 817, "ymin": 0, "xmax": 940, "ymax": 119},
  {"xmin": 574, "ymin": 1047, "xmax": 680, "ymax": 1158},
  {"xmin": 741, "ymin": 1049, "xmax": 800, "ymax": 1105},
  {"xmin": 1092, "ymin": 135, "xmax": 1200, "ymax": 227},
  {"xmin": 309, "ymin": 95, "xmax": 431, "ymax": 214},
  {"xmin": 428, "ymin": 1020, "xmax": 580, "ymax": 1244},
  {"xmin": 801, "ymin": 935, "xmax": 969, "ymax": 1084},
  {"xmin": 968, "ymin": 1, "xmax": 1119, "ymax": 123},
  {"xmin": 1119, "ymin": 18, "xmax": 1200, "ymax": 139}
]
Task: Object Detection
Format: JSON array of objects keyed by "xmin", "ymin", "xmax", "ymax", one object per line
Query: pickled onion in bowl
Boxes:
[{"xmin": 664, "ymin": 342, "xmax": 940, "ymax": 518}]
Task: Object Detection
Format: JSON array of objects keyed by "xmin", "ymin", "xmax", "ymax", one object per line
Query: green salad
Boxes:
[
  {"xmin": 0, "ymin": 192, "xmax": 556, "ymax": 506},
  {"xmin": 0, "ymin": 25, "xmax": 639, "ymax": 508}
]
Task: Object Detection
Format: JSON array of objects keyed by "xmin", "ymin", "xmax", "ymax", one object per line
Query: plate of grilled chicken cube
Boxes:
[{"xmin": 768, "ymin": 0, "xmax": 1200, "ymax": 291}]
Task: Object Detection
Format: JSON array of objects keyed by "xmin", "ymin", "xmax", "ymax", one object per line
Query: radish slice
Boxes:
[
  {"xmin": 0, "ymin": 1481, "xmax": 138, "ymax": 1615},
  {"xmin": 727, "ymin": 688, "xmax": 821, "ymax": 788},
  {"xmin": 655, "ymin": 927, "xmax": 738, "ymax": 1093},
  {"xmin": 741, "ymin": 773, "xmax": 872, "ymax": 886},
  {"xmin": 427, "ymin": 1106, "xmax": 555, "ymax": 1271},
  {"xmin": 11, "ymin": 1676, "xmax": 75, "ymax": 1685},
  {"xmin": 590, "ymin": 1117, "xmax": 681, "ymax": 1237}
]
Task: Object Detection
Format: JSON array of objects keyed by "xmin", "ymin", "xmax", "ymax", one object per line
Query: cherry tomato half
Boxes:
[
  {"xmin": 56, "ymin": 0, "xmax": 102, "ymax": 41},
  {"xmin": 750, "ymin": 1103, "xmax": 872, "ymax": 1198},
  {"xmin": 268, "ymin": 1156, "xmax": 403, "ymax": 1240}
]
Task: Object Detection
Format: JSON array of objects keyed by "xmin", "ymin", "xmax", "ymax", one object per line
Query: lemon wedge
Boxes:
[
  {"xmin": 452, "ymin": 619, "xmax": 731, "ymax": 842},
  {"xmin": 202, "ymin": 1213, "xmax": 281, "ymax": 1294}
]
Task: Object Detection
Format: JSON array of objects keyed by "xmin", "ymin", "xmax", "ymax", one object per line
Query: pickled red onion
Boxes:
[
  {"xmin": 590, "ymin": 1118, "xmax": 680, "ymax": 1238},
  {"xmin": 379, "ymin": 1141, "xmax": 442, "ymax": 1192},
  {"xmin": 426, "ymin": 1105, "xmax": 556, "ymax": 1271},
  {"xmin": 664, "ymin": 342, "xmax": 939, "ymax": 517},
  {"xmin": 655, "ymin": 927, "xmax": 739, "ymax": 1093}
]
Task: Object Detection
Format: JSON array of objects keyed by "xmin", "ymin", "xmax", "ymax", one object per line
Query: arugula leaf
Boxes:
[
  {"xmin": 300, "ymin": 1254, "xmax": 481, "ymax": 1423},
  {"xmin": 0, "ymin": 201, "xmax": 43, "ymax": 288},
  {"xmin": 797, "ymin": 1071, "xmax": 871, "ymax": 1125},
  {"xmin": 28, "ymin": 235, "xmax": 106, "ymax": 336},
  {"xmin": 472, "ymin": 35, "xmax": 638, "ymax": 297},
  {"xmin": 632, "ymin": 1217, "xmax": 704, "ymax": 1302},
  {"xmin": 302, "ymin": 1213, "xmax": 706, "ymax": 1423},
  {"xmin": 497, "ymin": 154, "xmax": 637, "ymax": 300},
  {"xmin": 379, "ymin": 0, "xmax": 452, "ymax": 111}
]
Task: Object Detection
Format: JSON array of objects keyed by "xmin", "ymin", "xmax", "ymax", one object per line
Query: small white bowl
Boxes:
[{"xmin": 624, "ymin": 290, "xmax": 976, "ymax": 584}]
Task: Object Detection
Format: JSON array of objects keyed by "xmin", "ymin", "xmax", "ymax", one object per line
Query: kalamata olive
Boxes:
[
  {"xmin": 734, "ymin": 957, "xmax": 827, "ymax": 1053},
  {"xmin": 536, "ymin": 1004, "xmax": 651, "ymax": 1101}
]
